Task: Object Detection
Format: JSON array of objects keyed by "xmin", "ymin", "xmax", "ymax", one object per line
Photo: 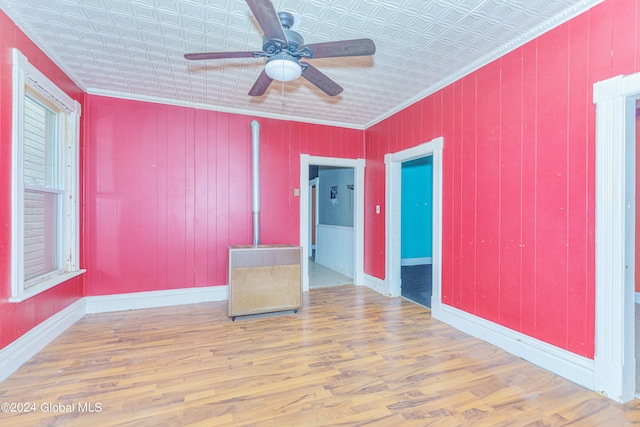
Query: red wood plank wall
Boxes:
[
  {"xmin": 364, "ymin": 0, "xmax": 640, "ymax": 358},
  {"xmin": 83, "ymin": 95, "xmax": 364, "ymax": 296},
  {"xmin": 3, "ymin": 0, "xmax": 639, "ymax": 360},
  {"xmin": 0, "ymin": 10, "xmax": 85, "ymax": 350}
]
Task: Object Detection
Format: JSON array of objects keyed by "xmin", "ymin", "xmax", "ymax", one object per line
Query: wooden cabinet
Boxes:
[{"xmin": 228, "ymin": 245, "xmax": 302, "ymax": 320}]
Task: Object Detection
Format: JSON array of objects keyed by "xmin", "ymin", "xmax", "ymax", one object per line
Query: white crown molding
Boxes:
[
  {"xmin": 1, "ymin": 0, "xmax": 604, "ymax": 130},
  {"xmin": 0, "ymin": 0, "xmax": 87, "ymax": 92},
  {"xmin": 0, "ymin": 0, "xmax": 604, "ymax": 130},
  {"xmin": 86, "ymin": 88, "xmax": 367, "ymax": 130},
  {"xmin": 364, "ymin": 0, "xmax": 605, "ymax": 129}
]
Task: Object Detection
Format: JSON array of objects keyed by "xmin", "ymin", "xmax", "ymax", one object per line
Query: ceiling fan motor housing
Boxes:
[
  {"xmin": 260, "ymin": 11, "xmax": 303, "ymax": 54},
  {"xmin": 262, "ymin": 29, "xmax": 304, "ymax": 54}
]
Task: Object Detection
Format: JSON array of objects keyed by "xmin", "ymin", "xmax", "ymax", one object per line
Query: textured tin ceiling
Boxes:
[{"xmin": 1, "ymin": 0, "xmax": 602, "ymax": 129}]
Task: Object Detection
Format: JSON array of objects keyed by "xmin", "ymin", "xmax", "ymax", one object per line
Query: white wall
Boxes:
[{"xmin": 315, "ymin": 224, "xmax": 354, "ymax": 278}]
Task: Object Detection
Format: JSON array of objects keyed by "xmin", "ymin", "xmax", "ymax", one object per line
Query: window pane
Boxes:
[
  {"xmin": 24, "ymin": 190, "xmax": 59, "ymax": 283},
  {"xmin": 12, "ymin": 49, "xmax": 81, "ymax": 300},
  {"xmin": 24, "ymin": 95, "xmax": 57, "ymax": 188}
]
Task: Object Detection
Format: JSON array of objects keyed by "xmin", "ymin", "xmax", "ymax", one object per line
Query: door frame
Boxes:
[
  {"xmin": 593, "ymin": 73, "xmax": 638, "ymax": 402},
  {"xmin": 308, "ymin": 177, "xmax": 319, "ymax": 255},
  {"xmin": 299, "ymin": 155, "xmax": 365, "ymax": 292},
  {"xmin": 385, "ymin": 137, "xmax": 443, "ymax": 318}
]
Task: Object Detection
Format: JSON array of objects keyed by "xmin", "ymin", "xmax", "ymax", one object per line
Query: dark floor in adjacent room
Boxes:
[
  {"xmin": 636, "ymin": 303, "xmax": 639, "ymax": 398},
  {"xmin": 401, "ymin": 264, "xmax": 432, "ymax": 308}
]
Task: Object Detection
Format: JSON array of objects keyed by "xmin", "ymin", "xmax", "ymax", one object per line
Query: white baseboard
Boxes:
[
  {"xmin": 635, "ymin": 292, "xmax": 640, "ymax": 304},
  {"xmin": 1, "ymin": 283, "xmax": 598, "ymax": 400},
  {"xmin": 1, "ymin": 286, "xmax": 229, "ymax": 382},
  {"xmin": 85, "ymin": 286, "xmax": 228, "ymax": 314},
  {"xmin": 401, "ymin": 257, "xmax": 432, "ymax": 266},
  {"xmin": 362, "ymin": 274, "xmax": 386, "ymax": 295},
  {"xmin": 0, "ymin": 298, "xmax": 85, "ymax": 382},
  {"xmin": 439, "ymin": 304, "xmax": 595, "ymax": 390}
]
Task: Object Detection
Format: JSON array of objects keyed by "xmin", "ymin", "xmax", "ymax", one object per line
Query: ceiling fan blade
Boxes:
[
  {"xmin": 302, "ymin": 38, "xmax": 376, "ymax": 59},
  {"xmin": 300, "ymin": 62, "xmax": 343, "ymax": 96},
  {"xmin": 185, "ymin": 51, "xmax": 257, "ymax": 61},
  {"xmin": 248, "ymin": 70, "xmax": 273, "ymax": 96},
  {"xmin": 246, "ymin": 0, "xmax": 287, "ymax": 46}
]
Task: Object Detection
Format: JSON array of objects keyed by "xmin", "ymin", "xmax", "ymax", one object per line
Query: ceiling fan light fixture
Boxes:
[{"xmin": 265, "ymin": 53, "xmax": 302, "ymax": 82}]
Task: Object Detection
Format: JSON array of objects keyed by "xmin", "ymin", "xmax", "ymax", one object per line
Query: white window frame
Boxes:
[{"xmin": 10, "ymin": 48, "xmax": 84, "ymax": 302}]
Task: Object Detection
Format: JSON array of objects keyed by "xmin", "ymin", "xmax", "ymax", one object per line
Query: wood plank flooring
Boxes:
[{"xmin": 0, "ymin": 285, "xmax": 638, "ymax": 426}]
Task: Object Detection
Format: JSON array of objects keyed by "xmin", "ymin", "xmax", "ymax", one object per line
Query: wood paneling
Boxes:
[
  {"xmin": 3, "ymin": 0, "xmax": 640, "ymax": 365},
  {"xmin": 475, "ymin": 60, "xmax": 501, "ymax": 324},
  {"xmin": 316, "ymin": 225, "xmax": 354, "ymax": 277},
  {"xmin": 0, "ymin": 10, "xmax": 84, "ymax": 351},
  {"xmin": 363, "ymin": 124, "xmax": 385, "ymax": 279},
  {"xmin": 459, "ymin": 73, "xmax": 478, "ymax": 315},
  {"xmin": 84, "ymin": 96, "xmax": 364, "ymax": 297},
  {"xmin": 0, "ymin": 286, "xmax": 638, "ymax": 426},
  {"xmin": 567, "ymin": 12, "xmax": 592, "ymax": 353},
  {"xmin": 498, "ymin": 48, "xmax": 523, "ymax": 330},
  {"xmin": 363, "ymin": 1, "xmax": 640, "ymax": 358},
  {"xmin": 534, "ymin": 24, "xmax": 570, "ymax": 349}
]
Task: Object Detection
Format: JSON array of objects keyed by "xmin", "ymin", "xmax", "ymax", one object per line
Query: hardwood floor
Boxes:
[{"xmin": 0, "ymin": 285, "xmax": 638, "ymax": 426}]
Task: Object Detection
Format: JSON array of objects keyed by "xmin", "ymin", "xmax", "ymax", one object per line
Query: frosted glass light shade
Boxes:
[{"xmin": 265, "ymin": 54, "xmax": 302, "ymax": 82}]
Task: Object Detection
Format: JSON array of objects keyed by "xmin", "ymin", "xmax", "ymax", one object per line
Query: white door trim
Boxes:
[
  {"xmin": 385, "ymin": 137, "xmax": 444, "ymax": 318},
  {"xmin": 593, "ymin": 73, "xmax": 639, "ymax": 403},
  {"xmin": 308, "ymin": 177, "xmax": 319, "ymax": 252},
  {"xmin": 300, "ymin": 155, "xmax": 365, "ymax": 292}
]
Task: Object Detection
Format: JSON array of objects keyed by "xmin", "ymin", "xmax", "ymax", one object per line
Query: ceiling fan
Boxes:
[{"xmin": 184, "ymin": 0, "xmax": 376, "ymax": 97}]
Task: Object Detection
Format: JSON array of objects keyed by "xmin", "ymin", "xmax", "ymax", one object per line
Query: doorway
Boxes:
[
  {"xmin": 385, "ymin": 137, "xmax": 443, "ymax": 317},
  {"xmin": 636, "ymin": 101, "xmax": 640, "ymax": 398},
  {"xmin": 299, "ymin": 155, "xmax": 365, "ymax": 292},
  {"xmin": 309, "ymin": 175, "xmax": 318, "ymax": 261},
  {"xmin": 592, "ymin": 73, "xmax": 637, "ymax": 402},
  {"xmin": 400, "ymin": 156, "xmax": 433, "ymax": 307},
  {"xmin": 308, "ymin": 166, "xmax": 355, "ymax": 289}
]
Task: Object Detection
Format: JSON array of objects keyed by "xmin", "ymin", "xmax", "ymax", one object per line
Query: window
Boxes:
[{"xmin": 11, "ymin": 49, "xmax": 84, "ymax": 302}]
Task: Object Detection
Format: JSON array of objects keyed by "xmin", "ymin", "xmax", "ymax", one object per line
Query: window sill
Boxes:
[{"xmin": 9, "ymin": 269, "xmax": 86, "ymax": 303}]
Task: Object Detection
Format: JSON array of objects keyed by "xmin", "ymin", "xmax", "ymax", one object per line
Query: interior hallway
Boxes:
[{"xmin": 308, "ymin": 259, "xmax": 352, "ymax": 288}]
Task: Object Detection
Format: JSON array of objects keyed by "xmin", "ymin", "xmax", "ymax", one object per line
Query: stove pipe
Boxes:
[{"xmin": 250, "ymin": 120, "xmax": 260, "ymax": 246}]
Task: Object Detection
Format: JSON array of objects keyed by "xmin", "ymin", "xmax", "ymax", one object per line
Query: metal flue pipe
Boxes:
[{"xmin": 250, "ymin": 120, "xmax": 261, "ymax": 246}]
